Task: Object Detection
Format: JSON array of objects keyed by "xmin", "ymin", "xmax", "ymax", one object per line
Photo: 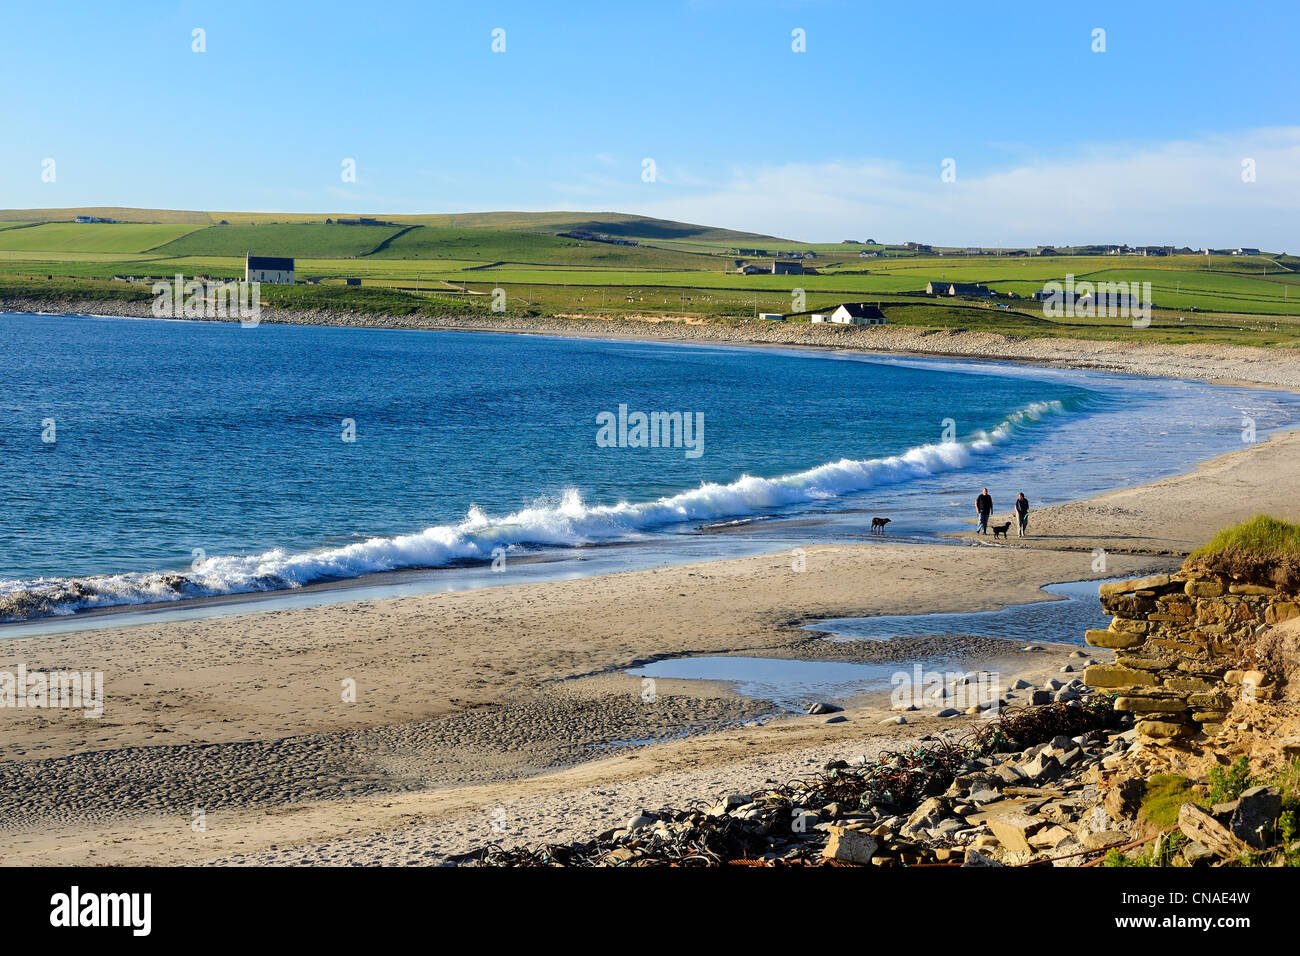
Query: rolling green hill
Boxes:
[
  {"xmin": 0, "ymin": 222, "xmax": 205, "ymax": 254},
  {"xmin": 0, "ymin": 207, "xmax": 213, "ymax": 224},
  {"xmin": 369, "ymin": 226, "xmax": 715, "ymax": 269},
  {"xmin": 147, "ymin": 223, "xmax": 408, "ymax": 258},
  {"xmin": 0, "ymin": 206, "xmax": 789, "ymax": 246},
  {"xmin": 363, "ymin": 210, "xmax": 785, "ymax": 244}
]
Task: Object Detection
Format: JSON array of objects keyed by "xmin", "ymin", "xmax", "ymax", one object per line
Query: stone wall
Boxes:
[{"xmin": 1083, "ymin": 571, "xmax": 1298, "ymax": 740}]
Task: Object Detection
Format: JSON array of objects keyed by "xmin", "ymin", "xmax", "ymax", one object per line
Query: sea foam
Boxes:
[{"xmin": 0, "ymin": 399, "xmax": 1067, "ymax": 621}]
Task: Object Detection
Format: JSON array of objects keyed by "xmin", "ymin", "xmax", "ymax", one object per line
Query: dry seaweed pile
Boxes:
[{"xmin": 454, "ymin": 699, "xmax": 1126, "ymax": 867}]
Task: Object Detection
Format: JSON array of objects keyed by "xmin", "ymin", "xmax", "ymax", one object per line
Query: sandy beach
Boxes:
[{"xmin": 3, "ymin": 398, "xmax": 1299, "ymax": 864}]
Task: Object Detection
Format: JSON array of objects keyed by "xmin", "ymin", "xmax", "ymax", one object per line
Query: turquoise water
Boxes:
[{"xmin": 2, "ymin": 312, "xmax": 1297, "ymax": 622}]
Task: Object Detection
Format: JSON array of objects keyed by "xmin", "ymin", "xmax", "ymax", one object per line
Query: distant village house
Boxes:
[
  {"xmin": 810, "ymin": 303, "xmax": 886, "ymax": 326},
  {"xmin": 245, "ymin": 254, "xmax": 295, "ymax": 284}
]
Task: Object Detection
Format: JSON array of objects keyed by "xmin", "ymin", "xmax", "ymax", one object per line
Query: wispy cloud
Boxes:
[{"xmin": 624, "ymin": 128, "xmax": 1300, "ymax": 248}]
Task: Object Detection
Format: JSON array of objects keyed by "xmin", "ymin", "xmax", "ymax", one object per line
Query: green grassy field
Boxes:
[
  {"xmin": 147, "ymin": 223, "xmax": 410, "ymax": 258},
  {"xmin": 0, "ymin": 206, "xmax": 1295, "ymax": 346},
  {"xmin": 0, "ymin": 222, "xmax": 205, "ymax": 254},
  {"xmin": 368, "ymin": 225, "xmax": 715, "ymax": 270}
]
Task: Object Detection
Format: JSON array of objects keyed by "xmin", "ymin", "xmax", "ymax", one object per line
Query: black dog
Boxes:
[
  {"xmin": 991, "ymin": 521, "xmax": 1011, "ymax": 539},
  {"xmin": 871, "ymin": 517, "xmax": 891, "ymax": 534}
]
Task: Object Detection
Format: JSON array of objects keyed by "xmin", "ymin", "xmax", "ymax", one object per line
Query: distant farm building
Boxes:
[
  {"xmin": 903, "ymin": 241, "xmax": 932, "ymax": 252},
  {"xmin": 74, "ymin": 215, "xmax": 115, "ymax": 223},
  {"xmin": 737, "ymin": 263, "xmax": 766, "ymax": 275},
  {"xmin": 772, "ymin": 260, "xmax": 804, "ymax": 275},
  {"xmin": 928, "ymin": 281, "xmax": 994, "ymax": 297},
  {"xmin": 1077, "ymin": 289, "xmax": 1149, "ymax": 311},
  {"xmin": 344, "ymin": 278, "xmax": 361, "ymax": 286},
  {"xmin": 828, "ymin": 303, "xmax": 886, "ymax": 326},
  {"xmin": 1033, "ymin": 288, "xmax": 1150, "ymax": 311},
  {"xmin": 757, "ymin": 312, "xmax": 785, "ymax": 321},
  {"xmin": 245, "ymin": 254, "xmax": 295, "ymax": 284},
  {"xmin": 1234, "ymin": 247, "xmax": 1261, "ymax": 256}
]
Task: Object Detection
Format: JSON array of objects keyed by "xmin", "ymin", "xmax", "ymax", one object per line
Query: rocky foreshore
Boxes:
[
  {"xmin": 456, "ymin": 696, "xmax": 1144, "ymax": 867},
  {"xmin": 6, "ymin": 295, "xmax": 1300, "ymax": 389},
  {"xmin": 458, "ymin": 693, "xmax": 1300, "ymax": 868}
]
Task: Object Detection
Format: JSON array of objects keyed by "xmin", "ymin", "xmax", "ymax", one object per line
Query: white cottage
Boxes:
[{"xmin": 829, "ymin": 303, "xmax": 886, "ymax": 326}]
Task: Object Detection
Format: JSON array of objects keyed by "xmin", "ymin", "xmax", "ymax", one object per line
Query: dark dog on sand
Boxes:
[
  {"xmin": 991, "ymin": 521, "xmax": 1011, "ymax": 539},
  {"xmin": 871, "ymin": 517, "xmax": 891, "ymax": 534}
]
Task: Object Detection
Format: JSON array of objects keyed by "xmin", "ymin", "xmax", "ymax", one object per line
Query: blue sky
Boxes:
[{"xmin": 2, "ymin": 0, "xmax": 1296, "ymax": 246}]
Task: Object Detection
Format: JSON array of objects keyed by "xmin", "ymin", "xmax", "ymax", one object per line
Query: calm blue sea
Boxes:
[{"xmin": 2, "ymin": 312, "xmax": 1297, "ymax": 622}]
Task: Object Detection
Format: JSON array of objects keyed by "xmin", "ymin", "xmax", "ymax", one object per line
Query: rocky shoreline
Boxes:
[
  {"xmin": 456, "ymin": 565, "xmax": 1300, "ymax": 868},
  {"xmin": 459, "ymin": 689, "xmax": 1300, "ymax": 869},
  {"xmin": 5, "ymin": 295, "xmax": 1300, "ymax": 389},
  {"xmin": 457, "ymin": 697, "xmax": 1136, "ymax": 867}
]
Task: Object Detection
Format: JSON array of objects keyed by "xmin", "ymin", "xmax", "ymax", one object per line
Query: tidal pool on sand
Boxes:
[
  {"xmin": 626, "ymin": 656, "xmax": 918, "ymax": 711},
  {"xmin": 806, "ymin": 578, "xmax": 1121, "ymax": 646}
]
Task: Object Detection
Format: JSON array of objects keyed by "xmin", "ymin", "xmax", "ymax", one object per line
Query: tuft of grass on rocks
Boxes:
[{"xmin": 1186, "ymin": 515, "xmax": 1300, "ymax": 590}]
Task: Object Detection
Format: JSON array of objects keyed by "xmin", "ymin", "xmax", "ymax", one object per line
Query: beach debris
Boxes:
[
  {"xmin": 807, "ymin": 702, "xmax": 843, "ymax": 715},
  {"xmin": 822, "ymin": 827, "xmax": 877, "ymax": 864},
  {"xmin": 1177, "ymin": 804, "xmax": 1250, "ymax": 859},
  {"xmin": 455, "ymin": 697, "xmax": 1136, "ymax": 867}
]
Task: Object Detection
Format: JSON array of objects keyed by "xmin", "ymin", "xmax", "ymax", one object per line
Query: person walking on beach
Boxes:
[
  {"xmin": 975, "ymin": 488, "xmax": 993, "ymax": 534},
  {"xmin": 1015, "ymin": 492, "xmax": 1030, "ymax": 537}
]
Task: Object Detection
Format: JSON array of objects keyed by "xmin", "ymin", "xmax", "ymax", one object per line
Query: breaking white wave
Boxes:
[{"xmin": 0, "ymin": 398, "xmax": 1069, "ymax": 621}]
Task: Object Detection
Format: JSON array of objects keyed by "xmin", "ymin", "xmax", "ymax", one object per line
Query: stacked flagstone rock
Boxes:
[{"xmin": 1085, "ymin": 571, "xmax": 1298, "ymax": 739}]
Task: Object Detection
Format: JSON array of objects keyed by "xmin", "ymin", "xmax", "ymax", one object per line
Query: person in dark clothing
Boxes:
[
  {"xmin": 1015, "ymin": 492, "xmax": 1030, "ymax": 537},
  {"xmin": 975, "ymin": 488, "xmax": 993, "ymax": 534}
]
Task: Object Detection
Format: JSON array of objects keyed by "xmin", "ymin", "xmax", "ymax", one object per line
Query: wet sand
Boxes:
[{"xmin": 0, "ymin": 539, "xmax": 1169, "ymax": 864}]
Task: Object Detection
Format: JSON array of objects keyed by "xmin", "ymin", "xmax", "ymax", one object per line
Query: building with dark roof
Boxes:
[
  {"xmin": 245, "ymin": 254, "xmax": 295, "ymax": 284},
  {"xmin": 828, "ymin": 303, "xmax": 886, "ymax": 325}
]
